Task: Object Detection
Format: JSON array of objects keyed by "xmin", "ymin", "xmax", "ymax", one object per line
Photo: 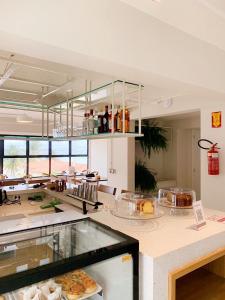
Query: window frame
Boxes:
[{"xmin": 0, "ymin": 136, "xmax": 89, "ymax": 178}]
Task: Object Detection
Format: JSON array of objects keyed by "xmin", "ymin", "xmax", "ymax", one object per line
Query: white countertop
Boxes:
[
  {"xmin": 3, "ymin": 185, "xmax": 225, "ymax": 300},
  {"xmin": 90, "ymin": 207, "xmax": 225, "ymax": 258},
  {"xmin": 3, "ymin": 185, "xmax": 225, "ymax": 259}
]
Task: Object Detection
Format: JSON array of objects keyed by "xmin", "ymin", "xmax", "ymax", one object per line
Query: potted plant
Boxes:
[{"xmin": 135, "ymin": 120, "xmax": 168, "ymax": 192}]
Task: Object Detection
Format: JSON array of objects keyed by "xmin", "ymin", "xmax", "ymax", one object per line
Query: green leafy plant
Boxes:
[
  {"xmin": 135, "ymin": 161, "xmax": 157, "ymax": 192},
  {"xmin": 135, "ymin": 120, "xmax": 168, "ymax": 192},
  {"xmin": 136, "ymin": 121, "xmax": 168, "ymax": 158}
]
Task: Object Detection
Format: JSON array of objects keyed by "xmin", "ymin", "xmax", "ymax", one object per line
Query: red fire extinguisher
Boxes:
[{"xmin": 198, "ymin": 139, "xmax": 220, "ymax": 175}]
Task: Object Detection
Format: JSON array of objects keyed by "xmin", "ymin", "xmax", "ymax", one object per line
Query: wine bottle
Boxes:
[{"xmin": 103, "ymin": 105, "xmax": 109, "ymax": 132}]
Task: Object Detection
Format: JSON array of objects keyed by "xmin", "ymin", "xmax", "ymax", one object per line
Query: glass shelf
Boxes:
[{"xmin": 0, "ymin": 132, "xmax": 143, "ymax": 141}]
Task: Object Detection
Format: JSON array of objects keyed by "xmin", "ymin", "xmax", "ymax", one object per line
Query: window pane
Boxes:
[
  {"xmin": 52, "ymin": 141, "xmax": 69, "ymax": 155},
  {"xmin": 4, "ymin": 140, "xmax": 26, "ymax": 156},
  {"xmin": 71, "ymin": 157, "xmax": 88, "ymax": 172},
  {"xmin": 71, "ymin": 140, "xmax": 87, "ymax": 155},
  {"xmin": 3, "ymin": 158, "xmax": 26, "ymax": 178},
  {"xmin": 51, "ymin": 157, "xmax": 69, "ymax": 173},
  {"xmin": 30, "ymin": 141, "xmax": 49, "ymax": 155},
  {"xmin": 29, "ymin": 158, "xmax": 49, "ymax": 176}
]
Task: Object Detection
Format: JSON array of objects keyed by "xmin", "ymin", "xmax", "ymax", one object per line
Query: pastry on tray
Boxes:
[
  {"xmin": 55, "ymin": 269, "xmax": 97, "ymax": 298},
  {"xmin": 66, "ymin": 282, "xmax": 85, "ymax": 300}
]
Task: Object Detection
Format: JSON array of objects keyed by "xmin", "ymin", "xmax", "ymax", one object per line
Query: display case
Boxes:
[
  {"xmin": 0, "ymin": 218, "xmax": 139, "ymax": 300},
  {"xmin": 111, "ymin": 192, "xmax": 163, "ymax": 220}
]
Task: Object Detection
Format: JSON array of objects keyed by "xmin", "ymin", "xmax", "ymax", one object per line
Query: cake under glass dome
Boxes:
[
  {"xmin": 111, "ymin": 192, "xmax": 163, "ymax": 220},
  {"xmin": 158, "ymin": 187, "xmax": 196, "ymax": 210}
]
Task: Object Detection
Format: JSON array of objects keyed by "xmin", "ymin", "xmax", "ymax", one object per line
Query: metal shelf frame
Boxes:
[{"xmin": 46, "ymin": 79, "xmax": 144, "ymax": 140}]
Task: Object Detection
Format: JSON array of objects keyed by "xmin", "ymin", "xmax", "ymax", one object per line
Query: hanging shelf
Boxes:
[{"xmin": 42, "ymin": 80, "xmax": 144, "ymax": 141}]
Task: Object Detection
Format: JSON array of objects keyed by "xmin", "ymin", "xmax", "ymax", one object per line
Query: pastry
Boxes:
[
  {"xmin": 56, "ymin": 269, "xmax": 97, "ymax": 297},
  {"xmin": 71, "ymin": 270, "xmax": 97, "ymax": 294},
  {"xmin": 137, "ymin": 199, "xmax": 154, "ymax": 215},
  {"xmin": 66, "ymin": 282, "xmax": 85, "ymax": 300},
  {"xmin": 82, "ymin": 277, "xmax": 97, "ymax": 294},
  {"xmin": 140, "ymin": 200, "xmax": 154, "ymax": 214},
  {"xmin": 0, "ymin": 295, "xmax": 5, "ymax": 300}
]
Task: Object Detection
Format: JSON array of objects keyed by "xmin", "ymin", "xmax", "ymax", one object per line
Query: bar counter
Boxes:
[{"xmin": 1, "ymin": 184, "xmax": 225, "ymax": 300}]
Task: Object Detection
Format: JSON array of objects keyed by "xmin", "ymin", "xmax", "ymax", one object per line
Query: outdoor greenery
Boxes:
[{"xmin": 135, "ymin": 120, "xmax": 168, "ymax": 192}]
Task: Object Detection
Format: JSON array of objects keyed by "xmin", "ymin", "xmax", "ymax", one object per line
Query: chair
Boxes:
[{"xmin": 98, "ymin": 184, "xmax": 117, "ymax": 196}]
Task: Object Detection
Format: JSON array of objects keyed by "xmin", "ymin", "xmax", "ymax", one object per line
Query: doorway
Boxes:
[{"xmin": 135, "ymin": 111, "xmax": 201, "ymax": 199}]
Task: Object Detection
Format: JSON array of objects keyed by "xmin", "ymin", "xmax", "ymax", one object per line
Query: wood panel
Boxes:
[
  {"xmin": 205, "ymin": 256, "xmax": 225, "ymax": 278},
  {"xmin": 176, "ymin": 268, "xmax": 225, "ymax": 300},
  {"xmin": 168, "ymin": 246, "xmax": 225, "ymax": 300}
]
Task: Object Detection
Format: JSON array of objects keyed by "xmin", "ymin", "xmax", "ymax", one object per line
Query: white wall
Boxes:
[
  {"xmin": 201, "ymin": 106, "xmax": 225, "ymax": 211},
  {"xmin": 134, "ymin": 95, "xmax": 225, "ymax": 210},
  {"xmin": 107, "ymin": 138, "xmax": 135, "ymax": 191},
  {"xmin": 89, "ymin": 139, "xmax": 108, "ymax": 178}
]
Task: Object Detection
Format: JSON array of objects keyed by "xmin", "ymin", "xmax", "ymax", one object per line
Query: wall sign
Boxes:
[{"xmin": 212, "ymin": 111, "xmax": 222, "ymax": 128}]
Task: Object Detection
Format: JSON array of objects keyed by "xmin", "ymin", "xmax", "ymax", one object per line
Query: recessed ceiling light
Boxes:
[{"xmin": 16, "ymin": 114, "xmax": 33, "ymax": 123}]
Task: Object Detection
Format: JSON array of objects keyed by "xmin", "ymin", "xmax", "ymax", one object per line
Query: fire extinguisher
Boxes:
[{"xmin": 198, "ymin": 139, "xmax": 220, "ymax": 175}]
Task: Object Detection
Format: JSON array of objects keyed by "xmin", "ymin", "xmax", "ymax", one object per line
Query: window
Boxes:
[
  {"xmin": 30, "ymin": 141, "xmax": 49, "ymax": 156},
  {"xmin": 71, "ymin": 157, "xmax": 88, "ymax": 172},
  {"xmin": 0, "ymin": 138, "xmax": 88, "ymax": 178},
  {"xmin": 29, "ymin": 157, "xmax": 49, "ymax": 177},
  {"xmin": 52, "ymin": 141, "xmax": 69, "ymax": 155},
  {"xmin": 51, "ymin": 157, "xmax": 69, "ymax": 173},
  {"xmin": 3, "ymin": 158, "xmax": 26, "ymax": 178},
  {"xmin": 72, "ymin": 140, "xmax": 87, "ymax": 155},
  {"xmin": 4, "ymin": 140, "xmax": 26, "ymax": 156}
]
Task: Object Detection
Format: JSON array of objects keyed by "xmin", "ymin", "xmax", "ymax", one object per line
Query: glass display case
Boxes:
[
  {"xmin": 111, "ymin": 192, "xmax": 163, "ymax": 220},
  {"xmin": 0, "ymin": 218, "xmax": 139, "ymax": 300}
]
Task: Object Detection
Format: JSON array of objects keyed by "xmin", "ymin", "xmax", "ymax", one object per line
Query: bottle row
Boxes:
[
  {"xmin": 52, "ymin": 105, "xmax": 130, "ymax": 137},
  {"xmin": 83, "ymin": 105, "xmax": 130, "ymax": 135}
]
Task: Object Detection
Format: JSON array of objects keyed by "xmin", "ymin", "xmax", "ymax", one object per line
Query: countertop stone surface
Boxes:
[{"xmin": 1, "ymin": 184, "xmax": 225, "ymax": 300}]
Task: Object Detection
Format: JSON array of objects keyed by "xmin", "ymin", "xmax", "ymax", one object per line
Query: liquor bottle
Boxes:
[
  {"xmin": 88, "ymin": 109, "xmax": 95, "ymax": 135},
  {"xmin": 120, "ymin": 108, "xmax": 130, "ymax": 133},
  {"xmin": 93, "ymin": 108, "xmax": 98, "ymax": 134},
  {"xmin": 98, "ymin": 110, "xmax": 104, "ymax": 133},
  {"xmin": 103, "ymin": 105, "xmax": 109, "ymax": 132},
  {"xmin": 82, "ymin": 113, "xmax": 87, "ymax": 135},
  {"xmin": 117, "ymin": 105, "xmax": 122, "ymax": 132},
  {"xmin": 125, "ymin": 108, "xmax": 130, "ymax": 132},
  {"xmin": 114, "ymin": 105, "xmax": 119, "ymax": 132},
  {"xmin": 108, "ymin": 105, "xmax": 112, "ymax": 133}
]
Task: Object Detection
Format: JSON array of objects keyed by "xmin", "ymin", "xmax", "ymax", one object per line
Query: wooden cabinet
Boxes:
[{"xmin": 169, "ymin": 246, "xmax": 225, "ymax": 300}]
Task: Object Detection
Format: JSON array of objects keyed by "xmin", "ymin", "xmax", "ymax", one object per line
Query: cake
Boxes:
[
  {"xmin": 166, "ymin": 191, "xmax": 192, "ymax": 207},
  {"xmin": 137, "ymin": 199, "xmax": 154, "ymax": 215}
]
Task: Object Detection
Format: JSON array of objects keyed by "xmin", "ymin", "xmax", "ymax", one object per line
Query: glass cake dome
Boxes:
[
  {"xmin": 111, "ymin": 192, "xmax": 163, "ymax": 220},
  {"xmin": 158, "ymin": 187, "xmax": 196, "ymax": 209}
]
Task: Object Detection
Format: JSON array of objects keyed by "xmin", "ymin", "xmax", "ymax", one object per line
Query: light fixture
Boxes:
[{"xmin": 16, "ymin": 114, "xmax": 33, "ymax": 123}]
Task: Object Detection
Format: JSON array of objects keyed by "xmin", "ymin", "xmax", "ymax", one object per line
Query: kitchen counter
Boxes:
[{"xmin": 1, "ymin": 185, "xmax": 225, "ymax": 299}]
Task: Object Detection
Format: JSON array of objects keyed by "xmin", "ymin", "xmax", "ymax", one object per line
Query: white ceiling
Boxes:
[
  {"xmin": 120, "ymin": 0, "xmax": 225, "ymax": 52},
  {"xmin": 0, "ymin": 0, "xmax": 224, "ymax": 121},
  {"xmin": 0, "ymin": 49, "xmax": 114, "ymax": 108}
]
